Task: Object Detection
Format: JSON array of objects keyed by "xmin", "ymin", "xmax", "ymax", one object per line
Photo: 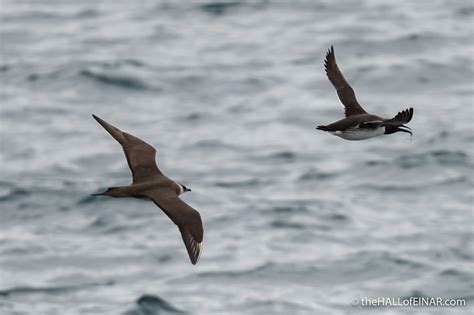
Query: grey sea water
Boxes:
[{"xmin": 1, "ymin": 1, "xmax": 473, "ymax": 314}]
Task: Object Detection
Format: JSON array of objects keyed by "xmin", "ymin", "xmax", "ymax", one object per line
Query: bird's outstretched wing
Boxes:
[
  {"xmin": 93, "ymin": 114, "xmax": 163, "ymax": 183},
  {"xmin": 142, "ymin": 189, "xmax": 204, "ymax": 265},
  {"xmin": 324, "ymin": 46, "xmax": 367, "ymax": 117},
  {"xmin": 383, "ymin": 108, "xmax": 414, "ymax": 126}
]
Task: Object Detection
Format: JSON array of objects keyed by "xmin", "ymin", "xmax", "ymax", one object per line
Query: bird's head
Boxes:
[
  {"xmin": 384, "ymin": 125, "xmax": 412, "ymax": 136},
  {"xmin": 176, "ymin": 182, "xmax": 191, "ymax": 195}
]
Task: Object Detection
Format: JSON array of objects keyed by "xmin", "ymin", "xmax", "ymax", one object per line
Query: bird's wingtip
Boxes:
[
  {"xmin": 325, "ymin": 45, "xmax": 335, "ymax": 61},
  {"xmin": 92, "ymin": 114, "xmax": 100, "ymax": 123}
]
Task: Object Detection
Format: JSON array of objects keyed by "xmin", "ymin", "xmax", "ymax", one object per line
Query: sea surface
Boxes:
[{"xmin": 1, "ymin": 1, "xmax": 473, "ymax": 314}]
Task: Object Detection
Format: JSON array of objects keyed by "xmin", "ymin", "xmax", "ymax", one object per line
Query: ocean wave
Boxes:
[
  {"xmin": 198, "ymin": 1, "xmax": 244, "ymax": 16},
  {"xmin": 396, "ymin": 150, "xmax": 470, "ymax": 168},
  {"xmin": 124, "ymin": 294, "xmax": 185, "ymax": 315},
  {"xmin": 189, "ymin": 139, "xmax": 240, "ymax": 150},
  {"xmin": 240, "ymin": 298, "xmax": 315, "ymax": 313},
  {"xmin": 0, "ymin": 183, "xmax": 31, "ymax": 202},
  {"xmin": 215, "ymin": 178, "xmax": 261, "ymax": 188},
  {"xmin": 320, "ymin": 250, "xmax": 428, "ymax": 283},
  {"xmin": 264, "ymin": 204, "xmax": 310, "ymax": 214},
  {"xmin": 0, "ymin": 64, "xmax": 10, "ymax": 72},
  {"xmin": 0, "ymin": 281, "xmax": 114, "ymax": 297},
  {"xmin": 79, "ymin": 69, "xmax": 149, "ymax": 90},
  {"xmin": 402, "ymin": 289, "xmax": 474, "ymax": 303},
  {"xmin": 2, "ymin": 7, "xmax": 102, "ymax": 22},
  {"xmin": 298, "ymin": 169, "xmax": 338, "ymax": 181},
  {"xmin": 267, "ymin": 150, "xmax": 297, "ymax": 161},
  {"xmin": 439, "ymin": 268, "xmax": 473, "ymax": 278},
  {"xmin": 270, "ymin": 220, "xmax": 306, "ymax": 229},
  {"xmin": 194, "ymin": 262, "xmax": 278, "ymax": 279}
]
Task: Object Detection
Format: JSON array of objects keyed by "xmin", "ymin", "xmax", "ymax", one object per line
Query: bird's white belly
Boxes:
[{"xmin": 330, "ymin": 127, "xmax": 385, "ymax": 141}]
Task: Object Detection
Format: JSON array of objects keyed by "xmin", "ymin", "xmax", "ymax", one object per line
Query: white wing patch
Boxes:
[{"xmin": 180, "ymin": 227, "xmax": 203, "ymax": 265}]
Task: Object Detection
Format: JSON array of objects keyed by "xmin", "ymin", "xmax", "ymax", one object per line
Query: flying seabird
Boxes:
[
  {"xmin": 91, "ymin": 115, "xmax": 203, "ymax": 265},
  {"xmin": 316, "ymin": 46, "xmax": 414, "ymax": 140}
]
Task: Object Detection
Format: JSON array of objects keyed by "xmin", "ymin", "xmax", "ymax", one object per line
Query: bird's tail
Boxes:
[
  {"xmin": 384, "ymin": 107, "xmax": 414, "ymax": 125},
  {"xmin": 91, "ymin": 186, "xmax": 132, "ymax": 197},
  {"xmin": 316, "ymin": 125, "xmax": 330, "ymax": 131}
]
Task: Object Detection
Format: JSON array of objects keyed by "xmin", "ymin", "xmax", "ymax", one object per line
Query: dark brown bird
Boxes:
[
  {"xmin": 316, "ymin": 46, "xmax": 414, "ymax": 140},
  {"xmin": 92, "ymin": 115, "xmax": 203, "ymax": 265}
]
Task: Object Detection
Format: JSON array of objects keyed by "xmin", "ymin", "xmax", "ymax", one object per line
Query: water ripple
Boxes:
[
  {"xmin": 124, "ymin": 294, "xmax": 186, "ymax": 315},
  {"xmin": 79, "ymin": 69, "xmax": 149, "ymax": 90}
]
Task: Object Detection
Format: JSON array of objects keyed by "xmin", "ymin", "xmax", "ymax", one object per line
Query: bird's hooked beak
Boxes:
[{"xmin": 397, "ymin": 125, "xmax": 412, "ymax": 136}]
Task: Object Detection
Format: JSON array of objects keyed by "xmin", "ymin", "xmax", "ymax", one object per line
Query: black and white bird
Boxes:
[
  {"xmin": 316, "ymin": 46, "xmax": 414, "ymax": 140},
  {"xmin": 92, "ymin": 115, "xmax": 203, "ymax": 265}
]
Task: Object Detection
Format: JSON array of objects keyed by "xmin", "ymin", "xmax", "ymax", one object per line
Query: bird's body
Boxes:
[
  {"xmin": 317, "ymin": 46, "xmax": 414, "ymax": 140},
  {"xmin": 329, "ymin": 125, "xmax": 385, "ymax": 141},
  {"xmin": 95, "ymin": 178, "xmax": 180, "ymax": 197},
  {"xmin": 92, "ymin": 114, "xmax": 203, "ymax": 265},
  {"xmin": 319, "ymin": 113, "xmax": 386, "ymax": 140}
]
